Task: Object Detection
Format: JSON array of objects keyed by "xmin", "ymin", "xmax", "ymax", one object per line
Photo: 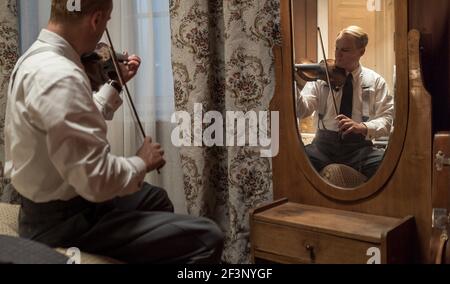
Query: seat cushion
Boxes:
[
  {"xmin": 0, "ymin": 235, "xmax": 69, "ymax": 264},
  {"xmin": 0, "ymin": 203, "xmax": 20, "ymax": 236},
  {"xmin": 0, "ymin": 202, "xmax": 120, "ymax": 264},
  {"xmin": 320, "ymin": 164, "xmax": 368, "ymax": 188}
]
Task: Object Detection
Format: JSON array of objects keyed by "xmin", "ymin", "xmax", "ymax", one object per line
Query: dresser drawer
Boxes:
[
  {"xmin": 250, "ymin": 200, "xmax": 415, "ymax": 264},
  {"xmin": 253, "ymin": 221, "xmax": 378, "ymax": 264}
]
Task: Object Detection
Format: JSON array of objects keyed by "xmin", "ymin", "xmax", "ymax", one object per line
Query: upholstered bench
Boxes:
[{"xmin": 0, "ymin": 203, "xmax": 120, "ymax": 264}]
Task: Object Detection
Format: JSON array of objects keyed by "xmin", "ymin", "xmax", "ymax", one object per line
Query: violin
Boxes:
[
  {"xmin": 294, "ymin": 27, "xmax": 341, "ymax": 116},
  {"xmin": 80, "ymin": 30, "xmax": 145, "ymax": 137},
  {"xmin": 295, "ymin": 59, "xmax": 346, "ymax": 91},
  {"xmin": 81, "ymin": 30, "xmax": 160, "ymax": 169},
  {"xmin": 81, "ymin": 30, "xmax": 162, "ymax": 173},
  {"xmin": 81, "ymin": 42, "xmax": 128, "ymax": 92}
]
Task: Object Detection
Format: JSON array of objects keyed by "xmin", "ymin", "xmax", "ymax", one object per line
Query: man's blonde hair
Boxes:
[
  {"xmin": 50, "ymin": 0, "xmax": 112, "ymax": 23},
  {"xmin": 337, "ymin": 26, "xmax": 369, "ymax": 49}
]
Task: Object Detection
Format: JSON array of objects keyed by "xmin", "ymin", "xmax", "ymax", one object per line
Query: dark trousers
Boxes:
[
  {"xmin": 305, "ymin": 130, "xmax": 385, "ymax": 178},
  {"xmin": 18, "ymin": 183, "xmax": 224, "ymax": 264}
]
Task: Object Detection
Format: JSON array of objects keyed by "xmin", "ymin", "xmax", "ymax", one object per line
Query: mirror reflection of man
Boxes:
[{"xmin": 296, "ymin": 26, "xmax": 394, "ymax": 179}]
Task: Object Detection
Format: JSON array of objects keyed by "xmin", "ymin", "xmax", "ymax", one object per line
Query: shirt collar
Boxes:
[
  {"xmin": 37, "ymin": 29, "xmax": 83, "ymax": 69},
  {"xmin": 348, "ymin": 64, "xmax": 362, "ymax": 80}
]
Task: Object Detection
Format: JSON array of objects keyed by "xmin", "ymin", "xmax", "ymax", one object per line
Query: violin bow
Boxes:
[
  {"xmin": 317, "ymin": 27, "xmax": 339, "ymax": 116},
  {"xmin": 104, "ymin": 28, "xmax": 161, "ymax": 174},
  {"xmin": 104, "ymin": 28, "xmax": 146, "ymax": 139}
]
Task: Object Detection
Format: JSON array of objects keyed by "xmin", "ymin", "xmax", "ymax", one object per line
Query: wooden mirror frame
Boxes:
[
  {"xmin": 277, "ymin": 0, "xmax": 408, "ymax": 202},
  {"xmin": 271, "ymin": 0, "xmax": 432, "ymax": 262}
]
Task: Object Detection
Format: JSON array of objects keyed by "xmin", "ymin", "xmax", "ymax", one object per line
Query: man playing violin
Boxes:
[
  {"xmin": 296, "ymin": 26, "xmax": 394, "ymax": 179},
  {"xmin": 4, "ymin": 0, "xmax": 223, "ymax": 263}
]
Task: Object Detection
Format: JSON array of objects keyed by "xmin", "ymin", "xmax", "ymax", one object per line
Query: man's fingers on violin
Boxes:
[
  {"xmin": 125, "ymin": 61, "xmax": 140, "ymax": 74},
  {"xmin": 126, "ymin": 71, "xmax": 137, "ymax": 79},
  {"xmin": 128, "ymin": 67, "xmax": 138, "ymax": 75},
  {"xmin": 128, "ymin": 58, "xmax": 140, "ymax": 66},
  {"xmin": 128, "ymin": 55, "xmax": 141, "ymax": 64},
  {"xmin": 132, "ymin": 55, "xmax": 141, "ymax": 63},
  {"xmin": 128, "ymin": 62, "xmax": 140, "ymax": 70}
]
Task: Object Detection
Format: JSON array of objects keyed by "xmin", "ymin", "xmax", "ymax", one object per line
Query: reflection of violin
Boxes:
[
  {"xmin": 81, "ymin": 42, "xmax": 128, "ymax": 92},
  {"xmin": 317, "ymin": 27, "xmax": 339, "ymax": 116},
  {"xmin": 295, "ymin": 59, "xmax": 346, "ymax": 91}
]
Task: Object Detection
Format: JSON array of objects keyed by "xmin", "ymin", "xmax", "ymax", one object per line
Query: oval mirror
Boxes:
[{"xmin": 293, "ymin": 0, "xmax": 398, "ymax": 191}]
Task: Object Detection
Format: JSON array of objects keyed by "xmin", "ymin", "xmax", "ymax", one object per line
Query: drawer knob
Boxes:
[
  {"xmin": 305, "ymin": 243, "xmax": 315, "ymax": 262},
  {"xmin": 436, "ymin": 151, "xmax": 450, "ymax": 171}
]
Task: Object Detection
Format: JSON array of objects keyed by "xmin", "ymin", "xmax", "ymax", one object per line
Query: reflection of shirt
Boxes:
[
  {"xmin": 5, "ymin": 29, "xmax": 146, "ymax": 203},
  {"xmin": 296, "ymin": 65, "xmax": 394, "ymax": 140}
]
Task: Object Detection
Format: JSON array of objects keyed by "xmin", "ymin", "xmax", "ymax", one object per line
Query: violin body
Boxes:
[
  {"xmin": 81, "ymin": 42, "xmax": 128, "ymax": 92},
  {"xmin": 295, "ymin": 59, "xmax": 346, "ymax": 90}
]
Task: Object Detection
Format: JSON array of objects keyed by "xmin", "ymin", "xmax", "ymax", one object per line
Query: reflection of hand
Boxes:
[
  {"xmin": 336, "ymin": 115, "xmax": 368, "ymax": 137},
  {"xmin": 119, "ymin": 53, "xmax": 142, "ymax": 84}
]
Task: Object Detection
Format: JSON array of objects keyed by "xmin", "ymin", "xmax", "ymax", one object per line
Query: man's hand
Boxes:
[
  {"xmin": 336, "ymin": 115, "xmax": 368, "ymax": 137},
  {"xmin": 137, "ymin": 137, "xmax": 166, "ymax": 173},
  {"xmin": 119, "ymin": 53, "xmax": 141, "ymax": 83}
]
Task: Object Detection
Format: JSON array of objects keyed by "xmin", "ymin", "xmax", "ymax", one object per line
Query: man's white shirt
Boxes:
[
  {"xmin": 4, "ymin": 29, "xmax": 147, "ymax": 203},
  {"xmin": 296, "ymin": 65, "xmax": 394, "ymax": 140}
]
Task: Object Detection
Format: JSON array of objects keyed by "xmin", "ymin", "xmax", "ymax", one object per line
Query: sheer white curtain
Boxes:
[
  {"xmin": 108, "ymin": 0, "xmax": 186, "ymax": 213},
  {"xmin": 18, "ymin": 0, "xmax": 186, "ymax": 213},
  {"xmin": 19, "ymin": 0, "xmax": 51, "ymax": 53}
]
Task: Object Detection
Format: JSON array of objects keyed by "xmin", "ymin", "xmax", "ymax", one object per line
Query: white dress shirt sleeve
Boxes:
[
  {"xmin": 297, "ymin": 82, "xmax": 319, "ymax": 119},
  {"xmin": 26, "ymin": 72, "xmax": 146, "ymax": 202},
  {"xmin": 93, "ymin": 83, "xmax": 123, "ymax": 121},
  {"xmin": 363, "ymin": 78, "xmax": 394, "ymax": 140}
]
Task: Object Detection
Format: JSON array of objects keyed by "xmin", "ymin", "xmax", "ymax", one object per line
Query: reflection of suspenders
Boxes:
[
  {"xmin": 317, "ymin": 84, "xmax": 328, "ymax": 130},
  {"xmin": 317, "ymin": 84, "xmax": 327, "ymax": 124},
  {"xmin": 9, "ymin": 46, "xmax": 59, "ymax": 95},
  {"xmin": 317, "ymin": 69, "xmax": 373, "ymax": 129}
]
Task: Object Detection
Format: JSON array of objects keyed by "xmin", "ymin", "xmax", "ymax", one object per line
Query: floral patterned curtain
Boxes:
[
  {"xmin": 169, "ymin": 0, "xmax": 280, "ymax": 263},
  {"xmin": 0, "ymin": 0, "xmax": 19, "ymax": 199}
]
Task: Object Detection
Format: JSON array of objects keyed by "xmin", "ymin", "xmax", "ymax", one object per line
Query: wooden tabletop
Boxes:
[{"xmin": 253, "ymin": 202, "xmax": 406, "ymax": 243}]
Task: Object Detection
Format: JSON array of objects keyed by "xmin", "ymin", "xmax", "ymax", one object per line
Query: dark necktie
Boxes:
[{"xmin": 339, "ymin": 73, "xmax": 353, "ymax": 118}]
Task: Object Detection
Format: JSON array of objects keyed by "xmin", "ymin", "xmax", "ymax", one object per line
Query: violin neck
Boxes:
[{"xmin": 295, "ymin": 64, "xmax": 323, "ymax": 72}]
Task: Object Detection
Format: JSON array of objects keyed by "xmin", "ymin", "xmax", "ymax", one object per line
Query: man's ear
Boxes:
[
  {"xmin": 89, "ymin": 11, "xmax": 103, "ymax": 31},
  {"xmin": 359, "ymin": 48, "xmax": 366, "ymax": 57}
]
